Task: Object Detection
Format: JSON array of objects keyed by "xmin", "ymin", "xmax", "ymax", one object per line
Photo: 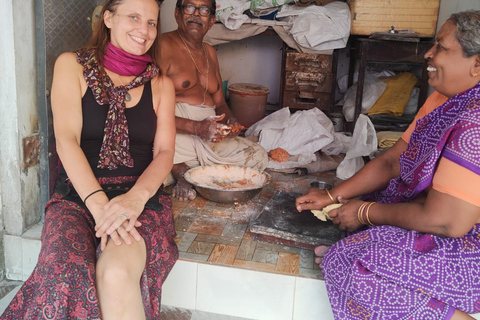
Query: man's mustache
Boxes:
[{"xmin": 186, "ymin": 17, "xmax": 205, "ymax": 27}]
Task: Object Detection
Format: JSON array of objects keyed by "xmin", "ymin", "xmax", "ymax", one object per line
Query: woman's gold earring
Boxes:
[{"xmin": 473, "ymin": 72, "xmax": 479, "ymax": 77}]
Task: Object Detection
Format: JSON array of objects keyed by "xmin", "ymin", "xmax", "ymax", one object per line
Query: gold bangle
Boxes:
[
  {"xmin": 357, "ymin": 202, "xmax": 368, "ymax": 225},
  {"xmin": 365, "ymin": 202, "xmax": 376, "ymax": 226},
  {"xmin": 325, "ymin": 189, "xmax": 336, "ymax": 204}
]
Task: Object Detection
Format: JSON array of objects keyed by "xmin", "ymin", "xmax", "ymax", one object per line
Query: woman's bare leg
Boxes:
[{"xmin": 96, "ymin": 234, "xmax": 147, "ymax": 320}]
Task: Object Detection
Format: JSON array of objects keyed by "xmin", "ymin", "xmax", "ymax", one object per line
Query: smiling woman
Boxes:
[
  {"xmin": 0, "ymin": 0, "xmax": 178, "ymax": 319},
  {"xmin": 295, "ymin": 10, "xmax": 480, "ymax": 320}
]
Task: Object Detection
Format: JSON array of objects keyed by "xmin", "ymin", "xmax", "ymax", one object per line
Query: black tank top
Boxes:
[{"xmin": 78, "ymin": 81, "xmax": 156, "ymax": 177}]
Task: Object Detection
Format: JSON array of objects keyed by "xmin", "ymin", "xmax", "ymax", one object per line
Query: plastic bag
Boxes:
[
  {"xmin": 246, "ymin": 108, "xmax": 347, "ymax": 170},
  {"xmin": 336, "ymin": 114, "xmax": 377, "ymax": 180},
  {"xmin": 216, "ymin": 0, "xmax": 251, "ymax": 30},
  {"xmin": 276, "ymin": 2, "xmax": 350, "ymax": 51},
  {"xmin": 403, "ymin": 87, "xmax": 420, "ymax": 115},
  {"xmin": 340, "ymin": 74, "xmax": 387, "ymax": 122}
]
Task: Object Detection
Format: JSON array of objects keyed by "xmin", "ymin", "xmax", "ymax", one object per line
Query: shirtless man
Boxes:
[{"xmin": 159, "ymin": 0, "xmax": 268, "ymax": 201}]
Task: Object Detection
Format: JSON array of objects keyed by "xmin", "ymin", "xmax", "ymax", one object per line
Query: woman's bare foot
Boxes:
[
  {"xmin": 450, "ymin": 310, "xmax": 474, "ymax": 320},
  {"xmin": 314, "ymin": 245, "xmax": 330, "ymax": 265},
  {"xmin": 172, "ymin": 178, "xmax": 196, "ymax": 201}
]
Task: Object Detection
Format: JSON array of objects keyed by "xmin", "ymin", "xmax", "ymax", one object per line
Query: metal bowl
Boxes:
[{"xmin": 184, "ymin": 165, "xmax": 271, "ymax": 203}]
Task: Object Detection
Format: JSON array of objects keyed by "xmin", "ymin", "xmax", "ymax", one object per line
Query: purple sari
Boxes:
[{"xmin": 323, "ymin": 83, "xmax": 480, "ymax": 319}]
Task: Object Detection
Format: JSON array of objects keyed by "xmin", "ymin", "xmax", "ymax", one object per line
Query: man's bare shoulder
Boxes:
[{"xmin": 160, "ymin": 31, "xmax": 178, "ymax": 48}]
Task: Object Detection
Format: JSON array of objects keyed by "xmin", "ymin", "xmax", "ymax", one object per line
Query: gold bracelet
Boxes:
[
  {"xmin": 325, "ymin": 189, "xmax": 336, "ymax": 204},
  {"xmin": 357, "ymin": 202, "xmax": 368, "ymax": 225},
  {"xmin": 365, "ymin": 202, "xmax": 376, "ymax": 226}
]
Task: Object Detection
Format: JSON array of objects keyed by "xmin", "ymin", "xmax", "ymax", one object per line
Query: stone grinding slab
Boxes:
[{"xmin": 249, "ymin": 190, "xmax": 343, "ymax": 246}]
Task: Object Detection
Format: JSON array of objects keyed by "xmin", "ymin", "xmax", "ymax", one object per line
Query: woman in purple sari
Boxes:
[{"xmin": 296, "ymin": 11, "xmax": 480, "ymax": 320}]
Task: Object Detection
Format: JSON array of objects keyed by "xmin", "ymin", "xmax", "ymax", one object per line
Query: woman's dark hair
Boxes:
[
  {"xmin": 87, "ymin": 0, "xmax": 163, "ymax": 66},
  {"xmin": 175, "ymin": 0, "xmax": 216, "ymax": 16},
  {"xmin": 450, "ymin": 10, "xmax": 480, "ymax": 58}
]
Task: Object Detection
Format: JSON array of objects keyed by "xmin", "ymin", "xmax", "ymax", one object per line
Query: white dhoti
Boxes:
[{"xmin": 174, "ymin": 102, "xmax": 268, "ymax": 170}]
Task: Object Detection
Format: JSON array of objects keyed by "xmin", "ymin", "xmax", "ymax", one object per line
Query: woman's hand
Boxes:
[
  {"xmin": 328, "ymin": 197, "xmax": 364, "ymax": 232},
  {"xmin": 193, "ymin": 114, "xmax": 231, "ymax": 142},
  {"xmin": 99, "ymin": 220, "xmax": 142, "ymax": 251},
  {"xmin": 94, "ymin": 191, "xmax": 146, "ymax": 240},
  {"xmin": 296, "ymin": 188, "xmax": 336, "ymax": 212}
]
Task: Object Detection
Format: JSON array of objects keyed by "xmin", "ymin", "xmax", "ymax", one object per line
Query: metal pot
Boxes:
[{"xmin": 184, "ymin": 165, "xmax": 271, "ymax": 203}]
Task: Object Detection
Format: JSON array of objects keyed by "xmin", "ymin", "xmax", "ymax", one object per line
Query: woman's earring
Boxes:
[{"xmin": 473, "ymin": 72, "xmax": 479, "ymax": 77}]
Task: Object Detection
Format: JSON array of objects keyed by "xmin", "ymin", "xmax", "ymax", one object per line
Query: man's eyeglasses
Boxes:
[{"xmin": 179, "ymin": 5, "xmax": 213, "ymax": 17}]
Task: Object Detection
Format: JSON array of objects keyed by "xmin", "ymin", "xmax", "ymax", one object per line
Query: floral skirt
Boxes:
[
  {"xmin": 323, "ymin": 224, "xmax": 480, "ymax": 320},
  {"xmin": 0, "ymin": 176, "xmax": 178, "ymax": 320}
]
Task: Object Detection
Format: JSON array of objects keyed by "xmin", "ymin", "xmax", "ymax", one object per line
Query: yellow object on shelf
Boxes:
[{"xmin": 366, "ymin": 72, "xmax": 418, "ymax": 117}]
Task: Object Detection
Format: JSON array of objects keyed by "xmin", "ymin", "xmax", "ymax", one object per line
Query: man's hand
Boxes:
[
  {"xmin": 193, "ymin": 113, "xmax": 232, "ymax": 142},
  {"xmin": 226, "ymin": 117, "xmax": 245, "ymax": 137}
]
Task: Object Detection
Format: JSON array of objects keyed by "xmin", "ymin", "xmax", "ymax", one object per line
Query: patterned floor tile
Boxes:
[
  {"xmin": 221, "ymin": 222, "xmax": 247, "ymax": 239},
  {"xmin": 207, "ymin": 244, "xmax": 238, "ymax": 265},
  {"xmin": 195, "ymin": 234, "xmax": 243, "ymax": 247},
  {"xmin": 233, "ymin": 259, "xmax": 276, "ymax": 272},
  {"xmin": 177, "ymin": 232, "xmax": 198, "ymax": 252},
  {"xmin": 235, "ymin": 240, "xmax": 257, "ymax": 261},
  {"xmin": 169, "ymin": 170, "xmax": 341, "ymax": 278},
  {"xmin": 187, "ymin": 241, "xmax": 216, "ymax": 255},
  {"xmin": 275, "ymin": 252, "xmax": 300, "ymax": 275},
  {"xmin": 187, "ymin": 216, "xmax": 228, "ymax": 236}
]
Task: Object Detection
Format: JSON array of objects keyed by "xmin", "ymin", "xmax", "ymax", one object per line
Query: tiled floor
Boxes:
[
  {"xmin": 167, "ymin": 169, "xmax": 343, "ymax": 280},
  {"xmin": 0, "ymin": 169, "xmax": 342, "ymax": 319}
]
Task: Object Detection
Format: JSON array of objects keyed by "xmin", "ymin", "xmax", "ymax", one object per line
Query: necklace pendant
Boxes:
[{"xmin": 125, "ymin": 92, "xmax": 132, "ymax": 102}]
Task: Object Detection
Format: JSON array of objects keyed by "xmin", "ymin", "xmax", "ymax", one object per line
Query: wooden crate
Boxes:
[
  {"xmin": 281, "ymin": 49, "xmax": 337, "ymax": 111},
  {"xmin": 348, "ymin": 0, "xmax": 440, "ymax": 37}
]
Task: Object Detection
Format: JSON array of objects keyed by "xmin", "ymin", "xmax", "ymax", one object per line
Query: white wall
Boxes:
[{"xmin": 437, "ymin": 0, "xmax": 480, "ymax": 32}]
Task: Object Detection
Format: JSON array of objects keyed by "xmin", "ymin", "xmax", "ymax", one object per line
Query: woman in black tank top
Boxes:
[{"xmin": 0, "ymin": 0, "xmax": 178, "ymax": 319}]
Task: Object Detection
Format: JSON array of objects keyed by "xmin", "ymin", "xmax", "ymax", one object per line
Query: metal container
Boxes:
[{"xmin": 184, "ymin": 165, "xmax": 271, "ymax": 203}]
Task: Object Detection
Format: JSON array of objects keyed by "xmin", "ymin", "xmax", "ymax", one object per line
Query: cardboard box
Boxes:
[{"xmin": 348, "ymin": 0, "xmax": 440, "ymax": 37}]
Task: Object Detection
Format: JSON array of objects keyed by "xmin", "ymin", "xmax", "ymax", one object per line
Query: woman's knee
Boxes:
[
  {"xmin": 96, "ymin": 262, "xmax": 137, "ymax": 290},
  {"xmin": 96, "ymin": 241, "xmax": 146, "ymax": 289}
]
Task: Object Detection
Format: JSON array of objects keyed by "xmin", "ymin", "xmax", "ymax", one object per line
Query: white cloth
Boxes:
[
  {"xmin": 174, "ymin": 102, "xmax": 268, "ymax": 170},
  {"xmin": 245, "ymin": 107, "xmax": 350, "ymax": 170},
  {"xmin": 276, "ymin": 2, "xmax": 351, "ymax": 51}
]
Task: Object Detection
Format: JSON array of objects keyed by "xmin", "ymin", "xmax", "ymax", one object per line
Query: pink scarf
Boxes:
[{"xmin": 103, "ymin": 43, "xmax": 152, "ymax": 76}]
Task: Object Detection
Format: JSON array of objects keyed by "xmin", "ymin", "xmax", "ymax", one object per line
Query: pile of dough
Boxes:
[
  {"xmin": 269, "ymin": 147, "xmax": 290, "ymax": 162},
  {"xmin": 311, "ymin": 203, "xmax": 343, "ymax": 221}
]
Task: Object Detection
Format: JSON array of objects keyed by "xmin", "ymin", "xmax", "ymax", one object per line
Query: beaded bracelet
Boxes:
[
  {"xmin": 325, "ymin": 189, "xmax": 336, "ymax": 204},
  {"xmin": 83, "ymin": 189, "xmax": 105, "ymax": 204}
]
